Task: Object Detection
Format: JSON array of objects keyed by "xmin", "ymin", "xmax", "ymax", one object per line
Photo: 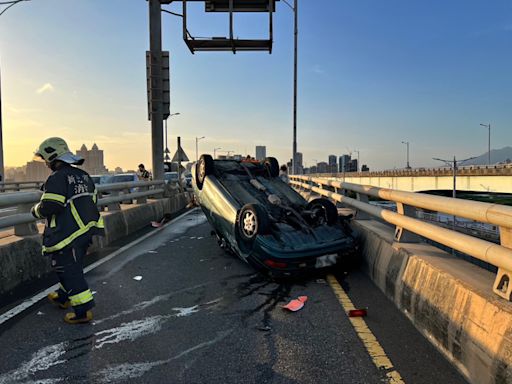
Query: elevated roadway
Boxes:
[
  {"xmin": 0, "ymin": 210, "xmax": 467, "ymax": 384},
  {"xmin": 313, "ymin": 164, "xmax": 512, "ymax": 193}
]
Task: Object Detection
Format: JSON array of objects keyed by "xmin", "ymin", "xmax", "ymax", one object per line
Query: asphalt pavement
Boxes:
[{"xmin": 0, "ymin": 209, "xmax": 467, "ymax": 384}]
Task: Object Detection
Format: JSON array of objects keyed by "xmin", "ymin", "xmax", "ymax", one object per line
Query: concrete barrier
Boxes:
[
  {"xmin": 354, "ymin": 219, "xmax": 512, "ymax": 384},
  {"xmin": 0, "ymin": 193, "xmax": 188, "ymax": 298}
]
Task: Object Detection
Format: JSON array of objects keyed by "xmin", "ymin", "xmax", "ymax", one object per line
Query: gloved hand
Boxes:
[{"xmin": 31, "ymin": 203, "xmax": 41, "ymax": 219}]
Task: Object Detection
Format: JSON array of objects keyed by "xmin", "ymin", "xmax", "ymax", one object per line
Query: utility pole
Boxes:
[
  {"xmin": 149, "ymin": 0, "xmax": 164, "ymax": 180},
  {"xmin": 0, "ymin": 61, "xmax": 4, "ymax": 182},
  {"xmin": 292, "ymin": 0, "xmax": 298, "ymax": 175}
]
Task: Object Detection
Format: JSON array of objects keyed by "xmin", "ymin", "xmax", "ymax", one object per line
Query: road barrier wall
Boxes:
[
  {"xmin": 355, "ymin": 219, "xmax": 512, "ymax": 384},
  {"xmin": 0, "ymin": 193, "xmax": 188, "ymax": 298}
]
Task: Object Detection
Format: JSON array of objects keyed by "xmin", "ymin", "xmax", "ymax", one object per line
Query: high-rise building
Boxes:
[
  {"xmin": 349, "ymin": 159, "xmax": 358, "ymax": 172},
  {"xmin": 76, "ymin": 143, "xmax": 108, "ymax": 175},
  {"xmin": 255, "ymin": 146, "xmax": 266, "ymax": 161},
  {"xmin": 25, "ymin": 161, "xmax": 51, "ymax": 181},
  {"xmin": 317, "ymin": 162, "xmax": 328, "ymax": 173},
  {"xmin": 328, "ymin": 155, "xmax": 337, "ymax": 173},
  {"xmin": 339, "ymin": 155, "xmax": 351, "ymax": 172}
]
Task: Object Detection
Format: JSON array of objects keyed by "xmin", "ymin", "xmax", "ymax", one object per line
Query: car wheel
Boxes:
[
  {"xmin": 196, "ymin": 154, "xmax": 214, "ymax": 190},
  {"xmin": 238, "ymin": 204, "xmax": 270, "ymax": 241},
  {"xmin": 307, "ymin": 198, "xmax": 338, "ymax": 226},
  {"xmin": 264, "ymin": 157, "xmax": 279, "ymax": 178}
]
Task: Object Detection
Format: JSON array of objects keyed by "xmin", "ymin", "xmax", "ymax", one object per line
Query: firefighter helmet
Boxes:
[{"xmin": 34, "ymin": 137, "xmax": 84, "ymax": 165}]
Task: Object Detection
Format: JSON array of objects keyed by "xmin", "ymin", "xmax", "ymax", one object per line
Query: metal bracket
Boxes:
[
  {"xmin": 394, "ymin": 202, "xmax": 421, "ymax": 243},
  {"xmin": 493, "ymin": 268, "xmax": 512, "ymax": 300},
  {"xmin": 494, "ymin": 227, "xmax": 512, "ymax": 300}
]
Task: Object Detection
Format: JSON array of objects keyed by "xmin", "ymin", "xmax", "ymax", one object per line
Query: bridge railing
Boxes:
[
  {"xmin": 290, "ymin": 175, "xmax": 512, "ymax": 301},
  {"xmin": 0, "ymin": 181, "xmax": 44, "ymax": 192},
  {"xmin": 0, "ymin": 180, "xmax": 166, "ymax": 236},
  {"xmin": 306, "ymin": 162, "xmax": 512, "ymax": 178}
]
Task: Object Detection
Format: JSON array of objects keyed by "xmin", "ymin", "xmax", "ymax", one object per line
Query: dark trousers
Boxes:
[{"xmin": 50, "ymin": 238, "xmax": 95, "ymax": 316}]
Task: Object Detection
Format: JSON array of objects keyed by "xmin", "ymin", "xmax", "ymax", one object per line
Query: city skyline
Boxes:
[{"xmin": 0, "ymin": 1, "xmax": 511, "ymax": 172}]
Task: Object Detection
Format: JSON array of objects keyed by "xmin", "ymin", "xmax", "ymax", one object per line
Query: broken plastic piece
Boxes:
[
  {"xmin": 348, "ymin": 308, "xmax": 367, "ymax": 317},
  {"xmin": 133, "ymin": 276, "xmax": 143, "ymax": 281},
  {"xmin": 282, "ymin": 296, "xmax": 308, "ymax": 312}
]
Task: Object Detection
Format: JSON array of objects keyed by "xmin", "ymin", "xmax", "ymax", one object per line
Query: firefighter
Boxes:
[{"xmin": 31, "ymin": 137, "xmax": 104, "ymax": 324}]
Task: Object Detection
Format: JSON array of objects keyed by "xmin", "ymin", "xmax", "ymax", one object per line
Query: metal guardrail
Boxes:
[
  {"xmin": 0, "ymin": 181, "xmax": 166, "ymax": 237},
  {"xmin": 290, "ymin": 175, "xmax": 512, "ymax": 301},
  {"xmin": 0, "ymin": 181, "xmax": 44, "ymax": 192}
]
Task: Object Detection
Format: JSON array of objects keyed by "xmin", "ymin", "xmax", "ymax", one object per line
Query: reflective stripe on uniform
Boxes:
[
  {"xmin": 42, "ymin": 217, "xmax": 104, "ymax": 254},
  {"xmin": 42, "ymin": 193, "xmax": 66, "ymax": 204},
  {"xmin": 50, "ymin": 215, "xmax": 57, "ymax": 228},
  {"xmin": 70, "ymin": 201, "xmax": 85, "ymax": 229},
  {"xmin": 69, "ymin": 289, "xmax": 93, "ymax": 306}
]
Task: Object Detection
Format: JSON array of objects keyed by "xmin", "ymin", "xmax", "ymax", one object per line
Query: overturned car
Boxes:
[{"xmin": 192, "ymin": 155, "xmax": 357, "ymax": 275}]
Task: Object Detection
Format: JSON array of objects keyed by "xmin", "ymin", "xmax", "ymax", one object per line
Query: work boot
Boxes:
[
  {"xmin": 47, "ymin": 292, "xmax": 70, "ymax": 309},
  {"xmin": 64, "ymin": 310, "xmax": 93, "ymax": 324}
]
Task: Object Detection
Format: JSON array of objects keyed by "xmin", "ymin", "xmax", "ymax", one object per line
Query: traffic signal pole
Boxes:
[{"xmin": 149, "ymin": 0, "xmax": 164, "ymax": 181}]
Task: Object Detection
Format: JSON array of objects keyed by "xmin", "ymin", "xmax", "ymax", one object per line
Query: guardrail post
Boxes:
[
  {"xmin": 14, "ymin": 203, "xmax": 39, "ymax": 236},
  {"xmin": 137, "ymin": 185, "xmax": 148, "ymax": 204},
  {"xmin": 355, "ymin": 193, "xmax": 370, "ymax": 220},
  {"xmin": 394, "ymin": 202, "xmax": 421, "ymax": 243},
  {"xmin": 107, "ymin": 190, "xmax": 121, "ymax": 211},
  {"xmin": 493, "ymin": 228, "xmax": 512, "ymax": 300}
]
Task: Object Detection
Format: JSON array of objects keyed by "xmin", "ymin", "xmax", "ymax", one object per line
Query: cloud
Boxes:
[{"xmin": 36, "ymin": 83, "xmax": 55, "ymax": 94}]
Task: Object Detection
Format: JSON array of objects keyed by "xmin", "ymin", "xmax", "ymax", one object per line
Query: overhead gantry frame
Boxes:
[{"xmin": 182, "ymin": 0, "xmax": 278, "ymax": 54}]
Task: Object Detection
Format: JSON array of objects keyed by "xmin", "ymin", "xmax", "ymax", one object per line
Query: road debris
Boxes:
[
  {"xmin": 348, "ymin": 308, "xmax": 367, "ymax": 317},
  {"xmin": 282, "ymin": 296, "xmax": 308, "ymax": 312},
  {"xmin": 133, "ymin": 276, "xmax": 143, "ymax": 281}
]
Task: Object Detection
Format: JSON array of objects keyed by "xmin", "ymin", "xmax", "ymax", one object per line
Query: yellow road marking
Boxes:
[{"xmin": 327, "ymin": 274, "xmax": 405, "ymax": 384}]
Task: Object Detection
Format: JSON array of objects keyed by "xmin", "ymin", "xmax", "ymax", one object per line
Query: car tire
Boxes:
[
  {"xmin": 264, "ymin": 157, "xmax": 279, "ymax": 178},
  {"xmin": 196, "ymin": 154, "xmax": 214, "ymax": 190},
  {"xmin": 237, "ymin": 203, "xmax": 270, "ymax": 242},
  {"xmin": 307, "ymin": 198, "xmax": 338, "ymax": 226}
]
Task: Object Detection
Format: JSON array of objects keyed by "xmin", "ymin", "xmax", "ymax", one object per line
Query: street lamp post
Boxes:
[
  {"xmin": 480, "ymin": 123, "xmax": 491, "ymax": 165},
  {"xmin": 213, "ymin": 147, "xmax": 222, "ymax": 159},
  {"xmin": 401, "ymin": 141, "xmax": 410, "ymax": 169},
  {"xmin": 433, "ymin": 155, "xmax": 476, "ymax": 238},
  {"xmin": 1, "ymin": 0, "xmax": 32, "ymax": 182},
  {"xmin": 0, "ymin": 60, "xmax": 4, "ymax": 182},
  {"xmin": 195, "ymin": 136, "xmax": 205, "ymax": 162},
  {"xmin": 433, "ymin": 156, "xmax": 476, "ymax": 199},
  {"xmin": 282, "ymin": 0, "xmax": 298, "ymax": 175}
]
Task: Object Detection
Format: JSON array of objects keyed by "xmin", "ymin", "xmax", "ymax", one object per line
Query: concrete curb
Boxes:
[
  {"xmin": 0, "ymin": 194, "xmax": 188, "ymax": 297},
  {"xmin": 353, "ymin": 219, "xmax": 512, "ymax": 384}
]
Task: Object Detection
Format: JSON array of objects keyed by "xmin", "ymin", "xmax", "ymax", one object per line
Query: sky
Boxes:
[{"xmin": 0, "ymin": 0, "xmax": 511, "ymax": 171}]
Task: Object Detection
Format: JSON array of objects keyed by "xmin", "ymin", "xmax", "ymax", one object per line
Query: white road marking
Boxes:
[
  {"xmin": 0, "ymin": 208, "xmax": 200, "ymax": 326},
  {"xmin": 94, "ymin": 330, "xmax": 233, "ymax": 383}
]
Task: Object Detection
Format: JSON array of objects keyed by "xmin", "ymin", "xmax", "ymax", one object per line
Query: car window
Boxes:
[
  {"xmin": 100, "ymin": 175, "xmax": 114, "ymax": 184},
  {"xmin": 112, "ymin": 175, "xmax": 136, "ymax": 183}
]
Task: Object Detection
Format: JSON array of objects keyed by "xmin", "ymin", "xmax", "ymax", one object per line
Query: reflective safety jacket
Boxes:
[{"xmin": 32, "ymin": 164, "xmax": 105, "ymax": 254}]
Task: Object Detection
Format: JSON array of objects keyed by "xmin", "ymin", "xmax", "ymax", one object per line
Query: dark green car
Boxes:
[{"xmin": 192, "ymin": 155, "xmax": 356, "ymax": 276}]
